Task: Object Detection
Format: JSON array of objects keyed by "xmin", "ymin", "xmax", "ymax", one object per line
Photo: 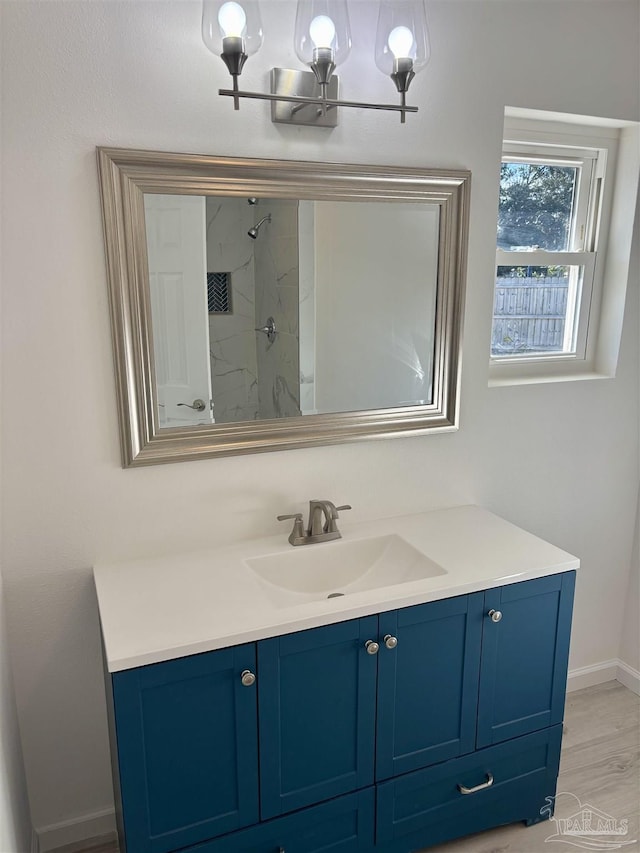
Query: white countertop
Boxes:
[{"xmin": 94, "ymin": 505, "xmax": 579, "ymax": 672}]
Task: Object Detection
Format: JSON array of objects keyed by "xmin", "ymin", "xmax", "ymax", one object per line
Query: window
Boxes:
[
  {"xmin": 492, "ymin": 141, "xmax": 603, "ymax": 361},
  {"xmin": 489, "ymin": 111, "xmax": 639, "ymax": 386}
]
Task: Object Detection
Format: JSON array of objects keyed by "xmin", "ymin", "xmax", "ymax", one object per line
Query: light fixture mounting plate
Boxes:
[{"xmin": 270, "ymin": 68, "xmax": 339, "ymax": 127}]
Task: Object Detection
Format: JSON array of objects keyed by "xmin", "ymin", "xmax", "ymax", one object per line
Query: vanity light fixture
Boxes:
[
  {"xmin": 202, "ymin": 0, "xmax": 429, "ymax": 126},
  {"xmin": 202, "ymin": 0, "xmax": 264, "ymax": 109},
  {"xmin": 375, "ymin": 0, "xmax": 430, "ymax": 121}
]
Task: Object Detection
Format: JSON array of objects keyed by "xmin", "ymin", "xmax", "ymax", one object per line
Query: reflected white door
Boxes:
[{"xmin": 144, "ymin": 194, "xmax": 214, "ymax": 427}]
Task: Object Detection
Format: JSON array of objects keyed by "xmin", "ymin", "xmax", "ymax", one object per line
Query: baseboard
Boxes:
[
  {"xmin": 566, "ymin": 659, "xmax": 619, "ymax": 691},
  {"xmin": 616, "ymin": 659, "xmax": 640, "ymax": 695},
  {"xmin": 35, "ymin": 808, "xmax": 116, "ymax": 853},
  {"xmin": 567, "ymin": 658, "xmax": 640, "ymax": 696}
]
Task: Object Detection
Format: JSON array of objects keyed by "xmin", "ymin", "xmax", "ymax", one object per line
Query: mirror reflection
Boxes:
[{"xmin": 144, "ymin": 194, "xmax": 439, "ymax": 428}]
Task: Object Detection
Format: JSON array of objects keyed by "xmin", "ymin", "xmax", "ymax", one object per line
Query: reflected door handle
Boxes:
[{"xmin": 177, "ymin": 398, "xmax": 206, "ymax": 412}]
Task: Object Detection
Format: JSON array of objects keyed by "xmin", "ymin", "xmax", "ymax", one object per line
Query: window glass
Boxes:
[
  {"xmin": 497, "ymin": 161, "xmax": 578, "ymax": 251},
  {"xmin": 492, "ymin": 265, "xmax": 583, "ymax": 356}
]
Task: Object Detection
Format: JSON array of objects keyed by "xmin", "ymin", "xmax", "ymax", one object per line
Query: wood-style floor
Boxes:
[{"xmin": 55, "ymin": 680, "xmax": 640, "ymax": 853}]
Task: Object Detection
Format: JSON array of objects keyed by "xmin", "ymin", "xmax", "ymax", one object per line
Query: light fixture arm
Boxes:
[{"xmin": 218, "ymin": 70, "xmax": 418, "ymax": 123}]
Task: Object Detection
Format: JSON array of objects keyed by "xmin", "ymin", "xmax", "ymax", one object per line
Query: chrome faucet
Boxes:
[{"xmin": 278, "ymin": 500, "xmax": 352, "ymax": 546}]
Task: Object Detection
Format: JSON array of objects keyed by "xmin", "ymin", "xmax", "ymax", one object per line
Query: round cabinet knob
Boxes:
[
  {"xmin": 240, "ymin": 669, "xmax": 256, "ymax": 687},
  {"xmin": 384, "ymin": 634, "xmax": 398, "ymax": 649},
  {"xmin": 488, "ymin": 609, "xmax": 502, "ymax": 623},
  {"xmin": 365, "ymin": 640, "xmax": 379, "ymax": 655}
]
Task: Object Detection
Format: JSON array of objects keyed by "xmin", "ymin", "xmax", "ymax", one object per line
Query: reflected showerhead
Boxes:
[
  {"xmin": 247, "ymin": 197, "xmax": 258, "ymax": 205},
  {"xmin": 248, "ymin": 214, "xmax": 271, "ymax": 239}
]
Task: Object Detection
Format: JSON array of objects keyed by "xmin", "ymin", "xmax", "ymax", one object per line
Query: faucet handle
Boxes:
[
  {"xmin": 277, "ymin": 513, "xmax": 307, "ymax": 546},
  {"xmin": 326, "ymin": 504, "xmax": 351, "ymax": 534}
]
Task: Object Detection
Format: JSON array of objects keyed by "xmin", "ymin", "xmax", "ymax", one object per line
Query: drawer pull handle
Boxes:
[
  {"xmin": 365, "ymin": 640, "xmax": 379, "ymax": 655},
  {"xmin": 488, "ymin": 609, "xmax": 502, "ymax": 623},
  {"xmin": 240, "ymin": 670, "xmax": 256, "ymax": 687},
  {"xmin": 384, "ymin": 634, "xmax": 398, "ymax": 649},
  {"xmin": 458, "ymin": 772, "xmax": 494, "ymax": 794}
]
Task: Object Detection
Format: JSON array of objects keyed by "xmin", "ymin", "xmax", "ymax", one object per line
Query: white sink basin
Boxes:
[{"xmin": 246, "ymin": 534, "xmax": 447, "ymax": 608}]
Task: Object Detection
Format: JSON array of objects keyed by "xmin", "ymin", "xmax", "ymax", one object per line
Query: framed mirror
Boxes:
[{"xmin": 97, "ymin": 148, "xmax": 470, "ymax": 466}]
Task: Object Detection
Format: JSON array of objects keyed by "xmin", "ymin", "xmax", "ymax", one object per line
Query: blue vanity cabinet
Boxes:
[
  {"xmin": 375, "ymin": 593, "xmax": 484, "ymax": 780},
  {"xmin": 110, "ymin": 644, "xmax": 259, "ymax": 853},
  {"xmin": 106, "ymin": 572, "xmax": 576, "ymax": 853},
  {"xmin": 477, "ymin": 572, "xmax": 576, "ymax": 748},
  {"xmin": 257, "ymin": 616, "xmax": 378, "ymax": 819}
]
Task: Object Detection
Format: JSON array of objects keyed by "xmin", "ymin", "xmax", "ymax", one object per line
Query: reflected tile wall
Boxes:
[
  {"xmin": 206, "ymin": 198, "xmax": 260, "ymax": 422},
  {"xmin": 254, "ymin": 199, "xmax": 301, "ymax": 419},
  {"xmin": 298, "ymin": 201, "xmax": 316, "ymax": 414}
]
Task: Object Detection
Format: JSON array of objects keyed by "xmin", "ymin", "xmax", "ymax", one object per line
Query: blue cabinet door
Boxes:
[
  {"xmin": 111, "ymin": 645, "xmax": 259, "ymax": 853},
  {"xmin": 376, "ymin": 593, "xmax": 484, "ymax": 780},
  {"xmin": 257, "ymin": 617, "xmax": 378, "ymax": 820},
  {"xmin": 477, "ymin": 571, "xmax": 576, "ymax": 748}
]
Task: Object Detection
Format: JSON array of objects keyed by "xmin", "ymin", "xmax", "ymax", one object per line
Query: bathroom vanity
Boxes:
[{"xmin": 94, "ymin": 506, "xmax": 578, "ymax": 853}]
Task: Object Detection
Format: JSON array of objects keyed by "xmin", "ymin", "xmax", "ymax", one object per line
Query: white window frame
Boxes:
[{"xmin": 489, "ymin": 112, "xmax": 638, "ymax": 386}]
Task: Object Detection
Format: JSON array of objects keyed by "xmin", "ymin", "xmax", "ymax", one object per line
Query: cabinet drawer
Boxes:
[
  {"xmin": 376, "ymin": 725, "xmax": 562, "ymax": 845},
  {"xmin": 183, "ymin": 788, "xmax": 375, "ymax": 853}
]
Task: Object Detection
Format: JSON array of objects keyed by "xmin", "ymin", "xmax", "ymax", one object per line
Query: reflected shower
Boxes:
[{"xmin": 248, "ymin": 214, "xmax": 271, "ymax": 239}]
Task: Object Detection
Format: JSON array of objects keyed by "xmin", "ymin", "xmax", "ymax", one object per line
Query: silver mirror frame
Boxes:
[{"xmin": 97, "ymin": 148, "xmax": 470, "ymax": 467}]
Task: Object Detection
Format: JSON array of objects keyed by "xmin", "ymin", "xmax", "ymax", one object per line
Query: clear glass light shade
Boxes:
[
  {"xmin": 202, "ymin": 0, "xmax": 263, "ymax": 58},
  {"xmin": 294, "ymin": 0, "xmax": 352, "ymax": 67},
  {"xmin": 375, "ymin": 0, "xmax": 430, "ymax": 76}
]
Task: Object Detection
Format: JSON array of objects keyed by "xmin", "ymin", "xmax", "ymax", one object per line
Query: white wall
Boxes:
[
  {"xmin": 0, "ymin": 0, "xmax": 638, "ymax": 846},
  {"xmin": 620, "ymin": 496, "xmax": 640, "ymax": 676},
  {"xmin": 0, "ymin": 23, "xmax": 32, "ymax": 836},
  {"xmin": 619, "ymin": 203, "xmax": 640, "ymax": 679},
  {"xmin": 0, "ymin": 578, "xmax": 32, "ymax": 853}
]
